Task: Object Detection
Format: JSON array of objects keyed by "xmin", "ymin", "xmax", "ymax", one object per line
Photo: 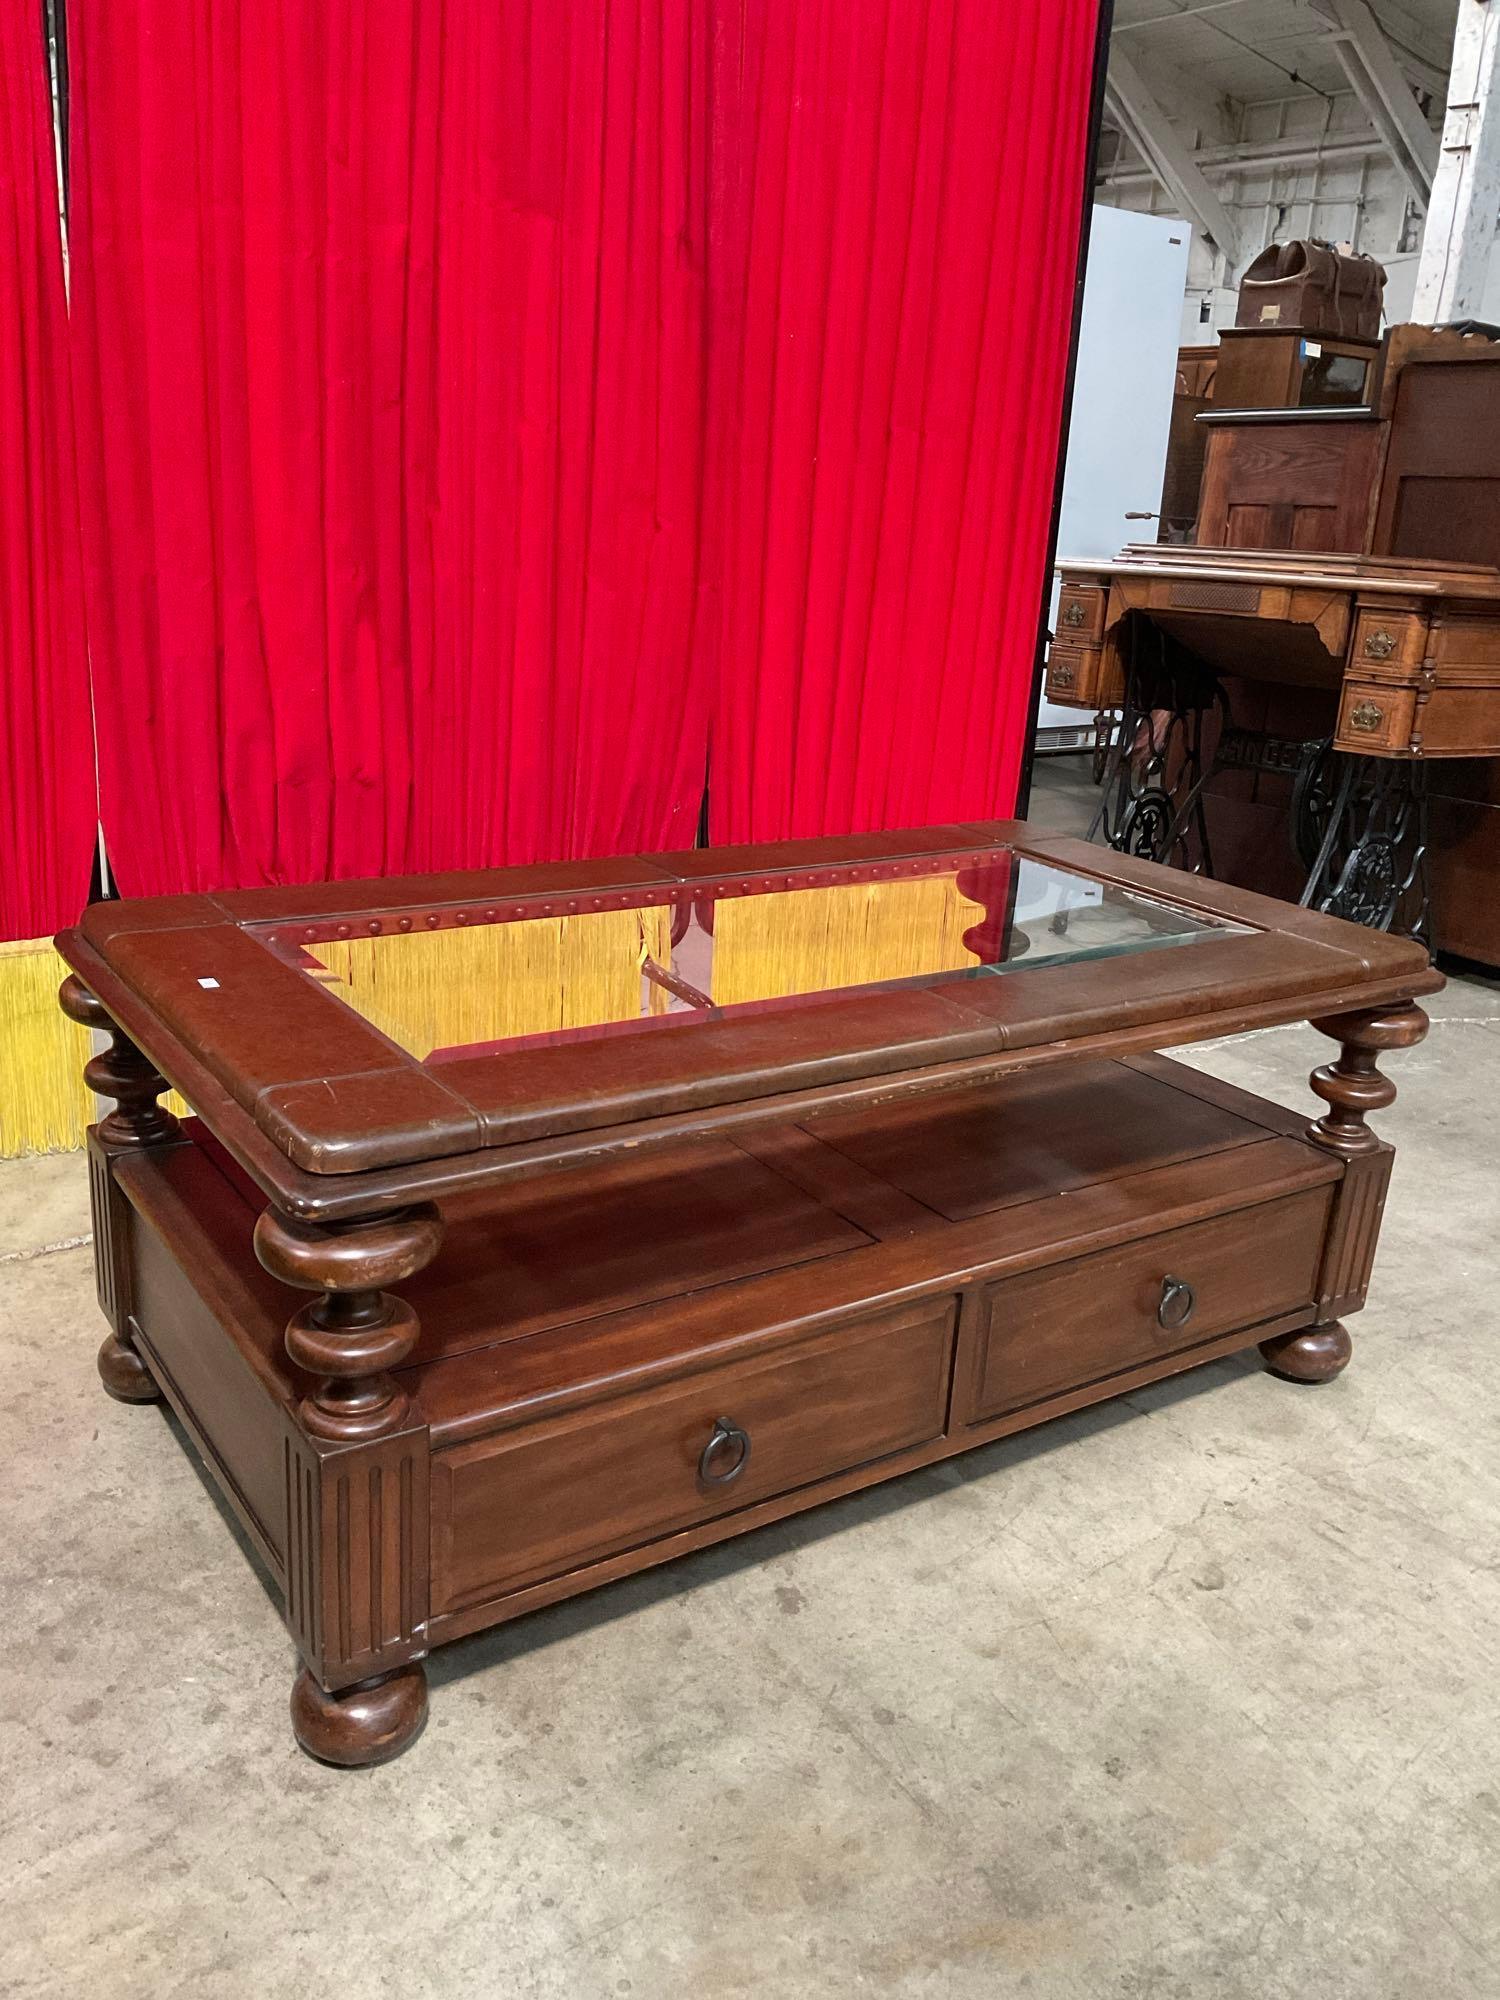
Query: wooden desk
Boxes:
[{"xmin": 56, "ymin": 830, "xmax": 1438, "ymax": 1765}]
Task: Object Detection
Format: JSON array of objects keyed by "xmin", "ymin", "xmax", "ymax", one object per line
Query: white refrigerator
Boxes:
[{"xmin": 1035, "ymin": 204, "xmax": 1191, "ymax": 738}]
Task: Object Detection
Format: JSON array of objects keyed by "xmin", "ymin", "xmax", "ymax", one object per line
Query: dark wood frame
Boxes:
[
  {"xmin": 1211, "ymin": 328, "xmax": 1379, "ymax": 415},
  {"xmin": 57, "ymin": 828, "xmax": 1438, "ymax": 1766}
]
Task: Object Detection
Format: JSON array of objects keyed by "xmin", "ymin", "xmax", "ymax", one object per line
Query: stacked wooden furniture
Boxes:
[
  {"xmin": 1046, "ymin": 325, "xmax": 1500, "ymax": 963},
  {"xmin": 1195, "ymin": 324, "xmax": 1500, "ymax": 564},
  {"xmin": 57, "ymin": 827, "xmax": 1437, "ymax": 1766}
]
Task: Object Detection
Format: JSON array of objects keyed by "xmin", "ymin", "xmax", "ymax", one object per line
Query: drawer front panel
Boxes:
[
  {"xmin": 1056, "ymin": 584, "xmax": 1106, "ymax": 643},
  {"xmin": 965, "ymin": 1188, "xmax": 1331, "ymax": 1424},
  {"xmin": 432, "ymin": 1298, "xmax": 957, "ymax": 1612},
  {"xmin": 1335, "ymin": 681, "xmax": 1418, "ymax": 753},
  {"xmin": 1045, "ymin": 646, "xmax": 1089, "ymax": 701},
  {"xmin": 1046, "ymin": 645, "xmax": 1123, "ymax": 710},
  {"xmin": 1352, "ymin": 608, "xmax": 1426, "ymax": 674}
]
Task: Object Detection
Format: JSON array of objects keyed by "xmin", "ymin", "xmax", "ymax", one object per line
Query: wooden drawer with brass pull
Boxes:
[
  {"xmin": 1046, "ymin": 644, "xmax": 1124, "ymax": 710},
  {"xmin": 1056, "ymin": 584, "xmax": 1107, "ymax": 644},
  {"xmin": 1351, "ymin": 608, "xmax": 1426, "ymax": 675},
  {"xmin": 961, "ymin": 1186, "xmax": 1333, "ymax": 1425},
  {"xmin": 1046, "ymin": 647, "xmax": 1084, "ymax": 699},
  {"xmin": 430, "ymin": 1296, "xmax": 957, "ymax": 1613},
  {"xmin": 1335, "ymin": 680, "xmax": 1418, "ymax": 754}
]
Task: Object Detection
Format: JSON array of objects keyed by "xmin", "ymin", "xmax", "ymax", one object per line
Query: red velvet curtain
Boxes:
[
  {"xmin": 67, "ymin": 2, "xmax": 710, "ymax": 897},
  {"xmin": 0, "ymin": 2, "xmax": 94, "ymax": 941},
  {"xmin": 66, "ymin": 2, "xmax": 1099, "ymax": 895},
  {"xmin": 702, "ymin": 0, "xmax": 1100, "ymax": 844}
]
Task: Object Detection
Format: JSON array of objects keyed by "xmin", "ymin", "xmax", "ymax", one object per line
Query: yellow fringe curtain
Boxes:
[
  {"xmin": 308, "ymin": 879, "xmax": 983, "ymax": 1057},
  {"xmin": 0, "ymin": 940, "xmax": 93, "ymax": 1157},
  {"xmin": 307, "ymin": 907, "xmax": 676, "ymax": 1060},
  {"xmin": 0, "ymin": 939, "xmax": 191, "ymax": 1159},
  {"xmin": 709, "ymin": 877, "xmax": 982, "ymax": 1007}
]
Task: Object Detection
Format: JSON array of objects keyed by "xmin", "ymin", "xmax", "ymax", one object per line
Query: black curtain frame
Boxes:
[{"xmin": 43, "ymin": 0, "xmax": 68, "ymax": 208}]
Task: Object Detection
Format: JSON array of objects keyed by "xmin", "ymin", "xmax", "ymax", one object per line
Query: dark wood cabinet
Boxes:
[
  {"xmin": 1375, "ymin": 358, "xmax": 1500, "ymax": 569},
  {"xmin": 1214, "ymin": 328, "xmax": 1378, "ymax": 414},
  {"xmin": 1196, "ymin": 413, "xmax": 1385, "ymax": 554}
]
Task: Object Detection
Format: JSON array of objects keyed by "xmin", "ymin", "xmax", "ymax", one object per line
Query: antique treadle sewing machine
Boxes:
[{"xmin": 1044, "ymin": 244, "xmax": 1500, "ymax": 967}]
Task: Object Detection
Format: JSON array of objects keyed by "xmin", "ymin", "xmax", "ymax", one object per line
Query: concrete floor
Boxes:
[{"xmin": 4, "ymin": 760, "xmax": 1499, "ymax": 1999}]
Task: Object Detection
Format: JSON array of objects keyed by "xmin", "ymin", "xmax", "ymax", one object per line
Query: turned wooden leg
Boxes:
[
  {"xmin": 291, "ymin": 1663, "xmax": 428, "ymax": 1767},
  {"xmin": 1304, "ymin": 1001, "xmax": 1428, "ymax": 1158},
  {"xmin": 1259, "ymin": 1321, "xmax": 1354, "ymax": 1383},
  {"xmin": 59, "ymin": 974, "xmax": 182, "ymax": 1405},
  {"xmin": 1258, "ymin": 1001, "xmax": 1428, "ymax": 1386},
  {"xmin": 93, "ymin": 1328, "xmax": 160, "ymax": 1402},
  {"xmin": 253, "ymin": 1203, "xmax": 443, "ymax": 1441}
]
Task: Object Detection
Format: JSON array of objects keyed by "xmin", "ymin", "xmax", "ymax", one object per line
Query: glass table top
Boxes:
[{"xmin": 250, "ymin": 849, "xmax": 1248, "ymax": 1066}]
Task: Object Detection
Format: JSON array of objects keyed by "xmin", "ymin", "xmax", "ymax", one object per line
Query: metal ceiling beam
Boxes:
[
  {"xmin": 1115, "ymin": 0, "xmax": 1258, "ymax": 28},
  {"xmin": 1321, "ymin": 0, "xmax": 1439, "ymax": 206},
  {"xmin": 1307, "ymin": 0, "xmax": 1450, "ymax": 98},
  {"xmin": 1106, "ymin": 48, "xmax": 1244, "ymax": 268},
  {"xmin": 1100, "ymin": 131, "xmax": 1389, "ymax": 190},
  {"xmin": 1414, "ymin": 0, "xmax": 1500, "ymax": 322}
]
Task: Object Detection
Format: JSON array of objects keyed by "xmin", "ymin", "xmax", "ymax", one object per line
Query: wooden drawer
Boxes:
[
  {"xmin": 1056, "ymin": 584, "xmax": 1106, "ymax": 643},
  {"xmin": 1352, "ymin": 608, "xmax": 1426, "ymax": 675},
  {"xmin": 1046, "ymin": 644, "xmax": 1123, "ymax": 709},
  {"xmin": 963, "ymin": 1187, "xmax": 1332, "ymax": 1425},
  {"xmin": 1045, "ymin": 646, "xmax": 1090, "ymax": 704},
  {"xmin": 1335, "ymin": 680, "xmax": 1418, "ymax": 753},
  {"xmin": 431, "ymin": 1297, "xmax": 957, "ymax": 1613}
]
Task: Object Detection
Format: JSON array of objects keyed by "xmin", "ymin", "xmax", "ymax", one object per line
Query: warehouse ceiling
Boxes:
[
  {"xmin": 1100, "ymin": 0, "xmax": 1465, "ymax": 288},
  {"xmin": 1107, "ymin": 0, "xmax": 1458, "ymax": 108}
]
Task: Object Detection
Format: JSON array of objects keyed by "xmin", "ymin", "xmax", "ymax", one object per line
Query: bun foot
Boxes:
[
  {"xmin": 291, "ymin": 1664, "xmax": 428, "ymax": 1767},
  {"xmin": 1260, "ymin": 1323, "xmax": 1353, "ymax": 1384},
  {"xmin": 97, "ymin": 1332, "xmax": 162, "ymax": 1403}
]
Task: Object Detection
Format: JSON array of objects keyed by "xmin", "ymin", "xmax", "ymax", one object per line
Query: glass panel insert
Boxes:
[{"xmin": 248, "ymin": 850, "xmax": 1249, "ymax": 1063}]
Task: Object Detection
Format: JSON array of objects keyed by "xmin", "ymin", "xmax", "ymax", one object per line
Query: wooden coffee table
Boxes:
[{"xmin": 56, "ymin": 825, "xmax": 1441, "ymax": 1765}]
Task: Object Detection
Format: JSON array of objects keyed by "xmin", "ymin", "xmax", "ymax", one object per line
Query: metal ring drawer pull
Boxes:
[
  {"xmin": 1157, "ymin": 1275, "xmax": 1196, "ymax": 1332},
  {"xmin": 699, "ymin": 1416, "xmax": 751, "ymax": 1486}
]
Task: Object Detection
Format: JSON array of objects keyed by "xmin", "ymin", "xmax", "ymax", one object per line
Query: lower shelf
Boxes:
[{"xmin": 110, "ymin": 1052, "xmax": 1375, "ymax": 1693}]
